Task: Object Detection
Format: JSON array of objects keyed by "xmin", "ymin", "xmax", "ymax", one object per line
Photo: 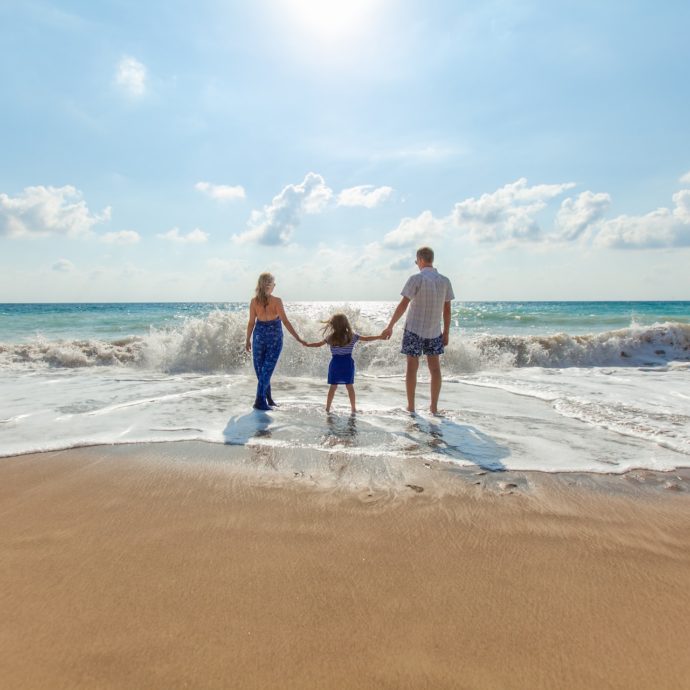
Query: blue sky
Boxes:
[{"xmin": 1, "ymin": 0, "xmax": 689, "ymax": 301}]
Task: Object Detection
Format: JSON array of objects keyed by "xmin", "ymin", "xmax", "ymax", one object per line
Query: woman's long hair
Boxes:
[
  {"xmin": 254, "ymin": 272, "xmax": 275, "ymax": 308},
  {"xmin": 322, "ymin": 313, "xmax": 353, "ymax": 348}
]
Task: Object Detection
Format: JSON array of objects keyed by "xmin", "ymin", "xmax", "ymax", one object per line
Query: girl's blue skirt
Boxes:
[{"xmin": 328, "ymin": 354, "xmax": 355, "ymax": 385}]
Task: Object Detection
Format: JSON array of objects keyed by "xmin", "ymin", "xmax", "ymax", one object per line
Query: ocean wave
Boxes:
[
  {"xmin": 1, "ymin": 311, "xmax": 689, "ymax": 373},
  {"xmin": 466, "ymin": 322, "xmax": 690, "ymax": 368}
]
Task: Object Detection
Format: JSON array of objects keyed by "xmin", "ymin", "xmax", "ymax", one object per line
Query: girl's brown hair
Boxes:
[
  {"xmin": 322, "ymin": 313, "xmax": 353, "ymax": 348},
  {"xmin": 254, "ymin": 272, "xmax": 275, "ymax": 308}
]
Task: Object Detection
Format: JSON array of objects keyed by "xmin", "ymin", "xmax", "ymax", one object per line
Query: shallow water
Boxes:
[{"xmin": 1, "ymin": 301, "xmax": 689, "ymax": 471}]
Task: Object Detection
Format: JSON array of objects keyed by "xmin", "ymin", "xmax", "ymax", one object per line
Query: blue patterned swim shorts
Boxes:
[{"xmin": 401, "ymin": 329, "xmax": 444, "ymax": 357}]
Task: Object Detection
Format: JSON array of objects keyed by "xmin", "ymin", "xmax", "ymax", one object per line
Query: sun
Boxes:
[{"xmin": 275, "ymin": 0, "xmax": 384, "ymax": 44}]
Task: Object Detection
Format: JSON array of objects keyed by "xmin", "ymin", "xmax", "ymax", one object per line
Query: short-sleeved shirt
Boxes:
[{"xmin": 401, "ymin": 268, "xmax": 455, "ymax": 338}]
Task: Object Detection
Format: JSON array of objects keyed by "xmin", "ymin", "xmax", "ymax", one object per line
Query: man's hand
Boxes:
[
  {"xmin": 443, "ymin": 332, "xmax": 449, "ymax": 346},
  {"xmin": 381, "ymin": 326, "xmax": 393, "ymax": 340}
]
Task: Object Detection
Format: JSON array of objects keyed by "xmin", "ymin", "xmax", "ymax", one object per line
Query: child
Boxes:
[{"xmin": 305, "ymin": 313, "xmax": 385, "ymax": 413}]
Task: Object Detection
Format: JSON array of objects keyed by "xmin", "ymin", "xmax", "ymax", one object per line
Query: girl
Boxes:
[
  {"xmin": 305, "ymin": 313, "xmax": 385, "ymax": 413},
  {"xmin": 245, "ymin": 273, "xmax": 304, "ymax": 410}
]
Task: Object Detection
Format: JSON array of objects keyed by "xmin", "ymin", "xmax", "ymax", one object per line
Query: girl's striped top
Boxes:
[{"xmin": 329, "ymin": 333, "xmax": 360, "ymax": 355}]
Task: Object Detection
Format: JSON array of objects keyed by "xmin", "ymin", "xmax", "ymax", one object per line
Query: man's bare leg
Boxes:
[
  {"xmin": 406, "ymin": 355, "xmax": 419, "ymax": 412},
  {"xmin": 427, "ymin": 355, "xmax": 442, "ymax": 414}
]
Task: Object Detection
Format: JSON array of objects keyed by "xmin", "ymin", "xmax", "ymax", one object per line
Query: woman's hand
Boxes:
[{"xmin": 245, "ymin": 339, "xmax": 251, "ymax": 352}]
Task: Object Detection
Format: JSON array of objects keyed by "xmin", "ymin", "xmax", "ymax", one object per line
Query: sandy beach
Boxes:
[{"xmin": 1, "ymin": 442, "xmax": 689, "ymax": 690}]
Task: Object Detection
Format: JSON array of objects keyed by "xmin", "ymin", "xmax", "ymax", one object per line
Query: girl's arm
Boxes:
[
  {"xmin": 304, "ymin": 339, "xmax": 327, "ymax": 348},
  {"xmin": 245, "ymin": 299, "xmax": 257, "ymax": 352},
  {"xmin": 358, "ymin": 333, "xmax": 386, "ymax": 342},
  {"xmin": 276, "ymin": 298, "xmax": 304, "ymax": 344}
]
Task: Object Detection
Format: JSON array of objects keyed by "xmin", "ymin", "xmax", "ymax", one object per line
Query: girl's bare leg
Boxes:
[
  {"xmin": 345, "ymin": 384, "xmax": 356, "ymax": 413},
  {"xmin": 326, "ymin": 385, "xmax": 337, "ymax": 412}
]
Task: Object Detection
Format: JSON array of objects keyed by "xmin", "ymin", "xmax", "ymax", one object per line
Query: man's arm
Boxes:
[
  {"xmin": 442, "ymin": 300, "xmax": 451, "ymax": 346},
  {"xmin": 382, "ymin": 297, "xmax": 410, "ymax": 339}
]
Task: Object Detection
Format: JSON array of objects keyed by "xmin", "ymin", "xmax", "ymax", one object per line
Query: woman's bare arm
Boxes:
[
  {"xmin": 245, "ymin": 299, "xmax": 257, "ymax": 352},
  {"xmin": 304, "ymin": 339, "xmax": 327, "ymax": 348},
  {"xmin": 276, "ymin": 298, "xmax": 304, "ymax": 343}
]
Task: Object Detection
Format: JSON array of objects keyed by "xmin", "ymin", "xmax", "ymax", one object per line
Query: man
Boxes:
[{"xmin": 381, "ymin": 246, "xmax": 454, "ymax": 414}]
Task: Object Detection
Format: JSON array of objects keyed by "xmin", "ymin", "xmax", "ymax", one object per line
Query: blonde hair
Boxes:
[
  {"xmin": 254, "ymin": 272, "xmax": 275, "ymax": 308},
  {"xmin": 322, "ymin": 313, "xmax": 353, "ymax": 348}
]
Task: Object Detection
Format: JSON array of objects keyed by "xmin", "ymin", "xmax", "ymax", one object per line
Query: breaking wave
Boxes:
[{"xmin": 1, "ymin": 309, "xmax": 689, "ymax": 374}]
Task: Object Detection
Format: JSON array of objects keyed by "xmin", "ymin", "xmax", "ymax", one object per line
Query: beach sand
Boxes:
[{"xmin": 1, "ymin": 442, "xmax": 689, "ymax": 689}]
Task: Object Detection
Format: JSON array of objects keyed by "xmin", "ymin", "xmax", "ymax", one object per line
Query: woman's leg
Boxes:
[
  {"xmin": 257, "ymin": 327, "xmax": 283, "ymax": 408},
  {"xmin": 252, "ymin": 329, "xmax": 269, "ymax": 409}
]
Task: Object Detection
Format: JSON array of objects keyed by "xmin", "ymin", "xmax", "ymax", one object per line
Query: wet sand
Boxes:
[{"xmin": 1, "ymin": 442, "xmax": 689, "ymax": 689}]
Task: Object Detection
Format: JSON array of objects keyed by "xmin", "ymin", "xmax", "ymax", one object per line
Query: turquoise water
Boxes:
[
  {"xmin": 1, "ymin": 301, "xmax": 689, "ymax": 468},
  {"xmin": 1, "ymin": 301, "xmax": 689, "ymax": 343}
]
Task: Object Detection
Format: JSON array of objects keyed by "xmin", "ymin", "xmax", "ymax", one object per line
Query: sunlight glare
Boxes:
[{"xmin": 276, "ymin": 0, "xmax": 383, "ymax": 44}]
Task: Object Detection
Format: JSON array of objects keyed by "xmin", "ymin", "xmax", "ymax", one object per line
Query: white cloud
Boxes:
[
  {"xmin": 452, "ymin": 178, "xmax": 576, "ymax": 243},
  {"xmin": 101, "ymin": 230, "xmax": 141, "ymax": 245},
  {"xmin": 52, "ymin": 258, "xmax": 74, "ymax": 272},
  {"xmin": 195, "ymin": 181, "xmax": 246, "ymax": 202},
  {"xmin": 157, "ymin": 227, "xmax": 209, "ymax": 244},
  {"xmin": 389, "ymin": 254, "xmax": 415, "ymax": 271},
  {"xmin": 337, "ymin": 185, "xmax": 393, "ymax": 208},
  {"xmin": 0, "ymin": 185, "xmax": 111, "ymax": 238},
  {"xmin": 206, "ymin": 258, "xmax": 244, "ymax": 271},
  {"xmin": 594, "ymin": 189, "xmax": 690, "ymax": 249},
  {"xmin": 233, "ymin": 172, "xmax": 333, "ymax": 246},
  {"xmin": 115, "ymin": 56, "xmax": 146, "ymax": 97},
  {"xmin": 381, "ymin": 178, "xmax": 577, "ymax": 249},
  {"xmin": 680, "ymin": 171, "xmax": 690, "ymax": 186},
  {"xmin": 382, "ymin": 210, "xmax": 447, "ymax": 248},
  {"xmin": 350, "ymin": 241, "xmax": 384, "ymax": 272},
  {"xmin": 554, "ymin": 191, "xmax": 611, "ymax": 241}
]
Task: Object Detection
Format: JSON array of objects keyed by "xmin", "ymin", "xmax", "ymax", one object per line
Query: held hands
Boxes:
[{"xmin": 381, "ymin": 326, "xmax": 393, "ymax": 340}]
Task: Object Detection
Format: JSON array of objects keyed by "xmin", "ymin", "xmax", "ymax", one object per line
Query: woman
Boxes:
[{"xmin": 245, "ymin": 273, "xmax": 304, "ymax": 410}]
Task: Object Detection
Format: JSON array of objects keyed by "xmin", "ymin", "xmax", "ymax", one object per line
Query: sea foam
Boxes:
[{"xmin": 1, "ymin": 310, "xmax": 689, "ymax": 374}]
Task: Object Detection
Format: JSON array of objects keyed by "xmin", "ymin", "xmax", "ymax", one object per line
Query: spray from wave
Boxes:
[{"xmin": 1, "ymin": 309, "xmax": 689, "ymax": 373}]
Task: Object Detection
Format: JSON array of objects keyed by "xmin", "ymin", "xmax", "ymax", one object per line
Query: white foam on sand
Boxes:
[{"xmin": 0, "ymin": 363, "xmax": 687, "ymax": 474}]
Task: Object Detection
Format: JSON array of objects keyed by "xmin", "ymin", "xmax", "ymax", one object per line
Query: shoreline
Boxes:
[
  {"xmin": 2, "ymin": 439, "xmax": 689, "ymax": 494},
  {"xmin": 2, "ymin": 442, "xmax": 690, "ymax": 689}
]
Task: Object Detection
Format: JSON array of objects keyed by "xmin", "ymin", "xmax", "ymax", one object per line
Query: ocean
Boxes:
[{"xmin": 1, "ymin": 301, "xmax": 689, "ymax": 474}]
